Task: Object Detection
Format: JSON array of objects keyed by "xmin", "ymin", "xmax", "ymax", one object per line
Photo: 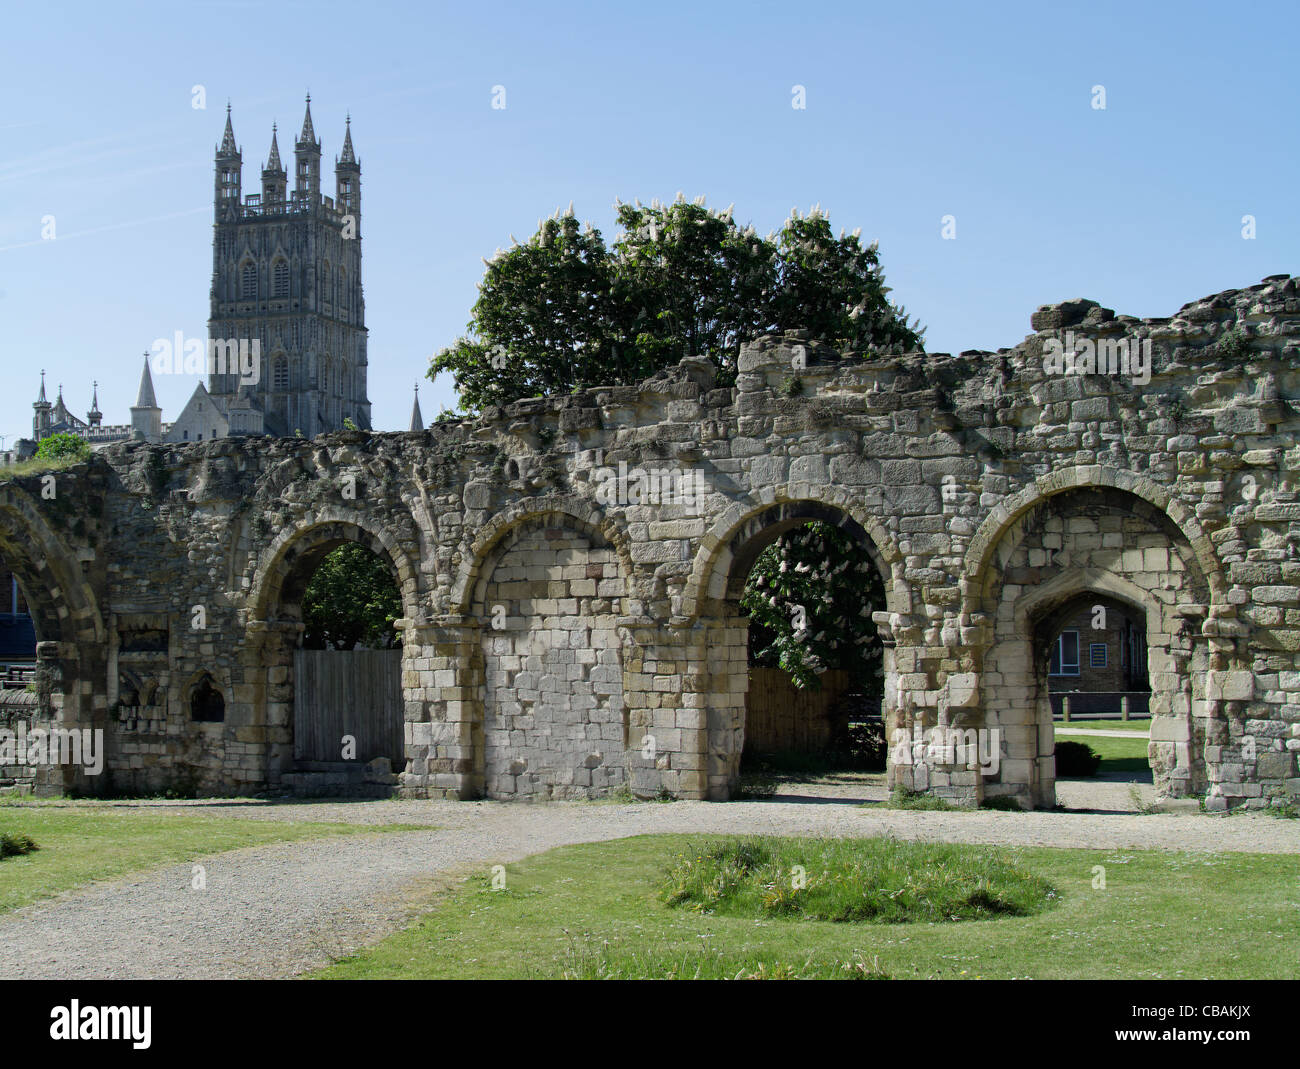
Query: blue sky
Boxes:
[{"xmin": 1, "ymin": 0, "xmax": 1295, "ymax": 442}]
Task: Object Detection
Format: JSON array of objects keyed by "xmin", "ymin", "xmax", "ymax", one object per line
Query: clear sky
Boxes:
[{"xmin": 1, "ymin": 0, "xmax": 1295, "ymax": 443}]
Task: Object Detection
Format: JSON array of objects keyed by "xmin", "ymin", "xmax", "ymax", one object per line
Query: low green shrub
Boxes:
[{"xmin": 1054, "ymin": 740, "xmax": 1102, "ymax": 777}]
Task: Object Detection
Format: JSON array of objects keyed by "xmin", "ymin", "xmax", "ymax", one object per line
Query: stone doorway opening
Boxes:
[
  {"xmin": 263, "ymin": 533, "xmax": 406, "ymax": 793},
  {"xmin": 1034, "ymin": 592, "xmax": 1158, "ymax": 808},
  {"xmin": 705, "ymin": 503, "xmax": 891, "ymax": 799}
]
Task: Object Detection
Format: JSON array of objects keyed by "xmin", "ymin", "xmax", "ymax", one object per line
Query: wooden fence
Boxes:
[
  {"xmin": 744, "ymin": 667, "xmax": 853, "ymax": 753},
  {"xmin": 293, "ymin": 649, "xmax": 404, "ymax": 765}
]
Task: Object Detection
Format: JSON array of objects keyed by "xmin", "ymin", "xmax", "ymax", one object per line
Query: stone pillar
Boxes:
[
  {"xmin": 245, "ymin": 620, "xmax": 302, "ymax": 789},
  {"xmin": 617, "ymin": 615, "xmax": 717, "ymax": 800},
  {"xmin": 699, "ymin": 612, "xmax": 748, "ymax": 800},
  {"xmin": 398, "ymin": 616, "xmax": 480, "ymax": 799}
]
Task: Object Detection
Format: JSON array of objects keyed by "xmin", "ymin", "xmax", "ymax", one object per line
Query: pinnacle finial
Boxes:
[
  {"xmin": 266, "ymin": 123, "xmax": 283, "ymax": 172},
  {"xmin": 409, "ymin": 383, "xmax": 424, "ymax": 432},
  {"xmin": 298, "ymin": 93, "xmax": 317, "ymax": 145},
  {"xmin": 219, "ymin": 103, "xmax": 238, "ymax": 156},
  {"xmin": 339, "ymin": 113, "xmax": 357, "ymax": 165}
]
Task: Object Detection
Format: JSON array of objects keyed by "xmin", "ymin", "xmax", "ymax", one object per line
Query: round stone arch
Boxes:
[
  {"xmin": 448, "ymin": 493, "xmax": 634, "ymax": 618},
  {"xmin": 962, "ymin": 465, "xmax": 1228, "ymax": 620},
  {"xmin": 0, "ymin": 486, "xmax": 105, "ymax": 772},
  {"xmin": 0, "ymin": 484, "xmax": 105, "ymax": 649},
  {"xmin": 247, "ymin": 509, "xmax": 423, "ymax": 626},
  {"xmin": 457, "ymin": 502, "xmax": 634, "ymax": 800},
  {"xmin": 677, "ymin": 495, "xmax": 900, "ymax": 800},
  {"xmin": 680, "ymin": 493, "xmax": 906, "ymax": 622},
  {"xmin": 243, "ymin": 510, "xmax": 422, "ymax": 790},
  {"xmin": 966, "ymin": 474, "xmax": 1218, "ymax": 808}
]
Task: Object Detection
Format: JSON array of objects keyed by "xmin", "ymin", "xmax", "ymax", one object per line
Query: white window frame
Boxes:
[{"xmin": 1050, "ymin": 631, "xmax": 1080, "ymax": 676}]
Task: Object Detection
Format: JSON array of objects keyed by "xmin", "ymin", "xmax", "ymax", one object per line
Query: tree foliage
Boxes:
[
  {"xmin": 740, "ymin": 521, "xmax": 885, "ymax": 691},
  {"xmin": 432, "ymin": 197, "xmax": 923, "ymax": 411},
  {"xmin": 302, "ymin": 544, "xmax": 402, "ymax": 650},
  {"xmin": 34, "ymin": 433, "xmax": 91, "ymax": 462}
]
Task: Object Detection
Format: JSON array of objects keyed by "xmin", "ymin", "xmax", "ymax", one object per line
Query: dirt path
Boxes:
[{"xmin": 1, "ymin": 795, "xmax": 1296, "ymax": 979}]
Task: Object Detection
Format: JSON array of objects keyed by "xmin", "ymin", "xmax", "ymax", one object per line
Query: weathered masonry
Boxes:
[{"xmin": 4, "ymin": 275, "xmax": 1300, "ymax": 810}]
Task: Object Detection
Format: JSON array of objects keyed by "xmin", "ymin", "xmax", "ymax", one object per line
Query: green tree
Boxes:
[
  {"xmin": 34, "ymin": 433, "xmax": 91, "ymax": 462},
  {"xmin": 430, "ymin": 196, "xmax": 922, "ymax": 410},
  {"xmin": 431, "ymin": 197, "xmax": 909, "ymax": 687},
  {"xmin": 610, "ymin": 197, "xmax": 776, "ymax": 378},
  {"xmin": 302, "ymin": 544, "xmax": 402, "ymax": 650},
  {"xmin": 740, "ymin": 521, "xmax": 884, "ymax": 692},
  {"xmin": 772, "ymin": 210, "xmax": 922, "ymax": 355},
  {"xmin": 434, "ymin": 210, "xmax": 631, "ymax": 411}
]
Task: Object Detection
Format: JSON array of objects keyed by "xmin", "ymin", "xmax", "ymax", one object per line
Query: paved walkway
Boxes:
[{"xmin": 1, "ymin": 795, "xmax": 1296, "ymax": 979}]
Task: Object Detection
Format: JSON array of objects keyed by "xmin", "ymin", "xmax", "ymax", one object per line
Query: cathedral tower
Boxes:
[{"xmin": 207, "ymin": 96, "xmax": 370, "ymax": 437}]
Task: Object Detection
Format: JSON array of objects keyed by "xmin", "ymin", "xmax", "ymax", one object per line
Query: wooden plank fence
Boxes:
[
  {"xmin": 744, "ymin": 667, "xmax": 853, "ymax": 753},
  {"xmin": 293, "ymin": 649, "xmax": 404, "ymax": 764}
]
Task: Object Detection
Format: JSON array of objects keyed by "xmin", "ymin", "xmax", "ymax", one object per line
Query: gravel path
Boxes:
[{"xmin": 2, "ymin": 793, "xmax": 1297, "ymax": 979}]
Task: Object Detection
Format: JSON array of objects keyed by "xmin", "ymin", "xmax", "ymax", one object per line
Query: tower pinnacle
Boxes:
[
  {"xmin": 409, "ymin": 384, "xmax": 423, "ymax": 432},
  {"xmin": 219, "ymin": 103, "xmax": 238, "ymax": 156},
  {"xmin": 298, "ymin": 93, "xmax": 317, "ymax": 146}
]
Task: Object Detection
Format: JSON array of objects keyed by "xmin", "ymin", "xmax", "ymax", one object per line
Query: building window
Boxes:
[
  {"xmin": 1089, "ymin": 643, "xmax": 1108, "ymax": 669},
  {"xmin": 1050, "ymin": 631, "xmax": 1080, "ymax": 676},
  {"xmin": 273, "ymin": 259, "xmax": 289, "ymax": 298},
  {"xmin": 273, "ymin": 357, "xmax": 289, "ymax": 391},
  {"xmin": 241, "ymin": 261, "xmax": 257, "ymax": 299},
  {"xmin": 191, "ymin": 675, "xmax": 225, "ymax": 723}
]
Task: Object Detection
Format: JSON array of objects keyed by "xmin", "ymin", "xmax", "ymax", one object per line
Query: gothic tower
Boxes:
[{"xmin": 207, "ymin": 96, "xmax": 371, "ymax": 437}]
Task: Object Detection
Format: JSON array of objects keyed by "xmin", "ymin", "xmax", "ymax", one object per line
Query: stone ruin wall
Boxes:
[{"xmin": 1, "ymin": 273, "xmax": 1298, "ymax": 811}]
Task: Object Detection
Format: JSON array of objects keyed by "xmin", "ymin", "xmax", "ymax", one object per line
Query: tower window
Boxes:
[
  {"xmin": 273, "ymin": 357, "xmax": 289, "ymax": 391},
  {"xmin": 241, "ymin": 262, "xmax": 257, "ymax": 300},
  {"xmin": 273, "ymin": 259, "xmax": 289, "ymax": 298}
]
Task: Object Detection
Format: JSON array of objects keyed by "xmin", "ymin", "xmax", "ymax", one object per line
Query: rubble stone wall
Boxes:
[{"xmin": 3, "ymin": 274, "xmax": 1298, "ymax": 810}]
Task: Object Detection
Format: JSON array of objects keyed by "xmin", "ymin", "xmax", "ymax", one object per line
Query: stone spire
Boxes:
[
  {"xmin": 88, "ymin": 381, "xmax": 102, "ymax": 426},
  {"xmin": 409, "ymin": 384, "xmax": 423, "ymax": 432},
  {"xmin": 131, "ymin": 354, "xmax": 162, "ymax": 443},
  {"xmin": 135, "ymin": 355, "xmax": 158, "ymax": 409},
  {"xmin": 266, "ymin": 124, "xmax": 283, "ymax": 172},
  {"xmin": 32, "ymin": 370, "xmax": 52, "ymax": 440},
  {"xmin": 298, "ymin": 93, "xmax": 317, "ymax": 146},
  {"xmin": 339, "ymin": 114, "xmax": 356, "ymax": 165},
  {"xmin": 219, "ymin": 103, "xmax": 238, "ymax": 156}
]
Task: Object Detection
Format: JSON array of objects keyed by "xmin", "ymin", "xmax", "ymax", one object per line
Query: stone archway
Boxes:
[
  {"xmin": 0, "ymin": 487, "xmax": 105, "ymax": 795},
  {"xmin": 467, "ymin": 510, "xmax": 630, "ymax": 800},
  {"xmin": 971, "ymin": 485, "xmax": 1214, "ymax": 808},
  {"xmin": 245, "ymin": 516, "xmax": 421, "ymax": 793},
  {"xmin": 687, "ymin": 499, "xmax": 896, "ymax": 800}
]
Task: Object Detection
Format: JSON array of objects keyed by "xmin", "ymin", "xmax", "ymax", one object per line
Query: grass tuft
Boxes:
[
  {"xmin": 556, "ymin": 935, "xmax": 895, "ymax": 979},
  {"xmin": 659, "ymin": 836, "xmax": 1057, "ymax": 924},
  {"xmin": 0, "ymin": 832, "xmax": 39, "ymax": 859},
  {"xmin": 884, "ymin": 786, "xmax": 957, "ymax": 811}
]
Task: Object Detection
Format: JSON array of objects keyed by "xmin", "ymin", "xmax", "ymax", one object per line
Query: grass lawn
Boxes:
[
  {"xmin": 0, "ymin": 806, "xmax": 420, "ymax": 914},
  {"xmin": 312, "ymin": 833, "xmax": 1300, "ymax": 980},
  {"xmin": 1058, "ymin": 735, "xmax": 1152, "ymax": 777},
  {"xmin": 1055, "ymin": 718, "xmax": 1152, "ymax": 733}
]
